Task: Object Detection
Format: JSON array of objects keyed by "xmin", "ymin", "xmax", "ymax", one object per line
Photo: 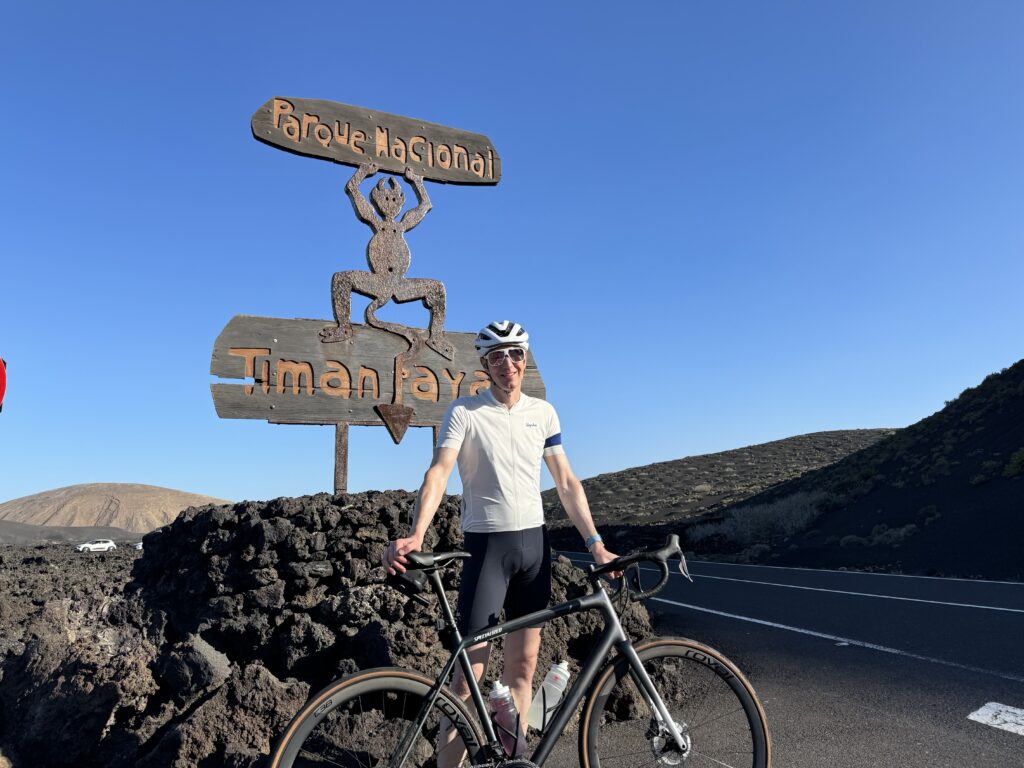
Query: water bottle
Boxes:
[
  {"xmin": 489, "ymin": 681, "xmax": 523, "ymax": 756},
  {"xmin": 526, "ymin": 660, "xmax": 571, "ymax": 730}
]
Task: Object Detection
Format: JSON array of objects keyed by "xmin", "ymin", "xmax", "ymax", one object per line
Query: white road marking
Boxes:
[
  {"xmin": 691, "ymin": 573, "xmax": 1024, "ymax": 614},
  {"xmin": 650, "ymin": 597, "xmax": 1024, "ymax": 684},
  {"xmin": 557, "ymin": 553, "xmax": 1022, "ymax": 613},
  {"xmin": 967, "ymin": 702, "xmax": 1024, "ymax": 736},
  {"xmin": 692, "ymin": 559, "xmax": 1024, "ymax": 586},
  {"xmin": 561, "ymin": 551, "xmax": 1024, "ymax": 681}
]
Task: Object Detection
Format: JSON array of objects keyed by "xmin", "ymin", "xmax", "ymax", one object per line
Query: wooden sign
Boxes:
[
  {"xmin": 251, "ymin": 97, "xmax": 501, "ymax": 185},
  {"xmin": 210, "ymin": 315, "xmax": 545, "ymax": 427},
  {"xmin": 226, "ymin": 98, "xmax": 512, "ymax": 491}
]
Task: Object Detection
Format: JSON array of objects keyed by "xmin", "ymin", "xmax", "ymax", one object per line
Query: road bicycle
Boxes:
[{"xmin": 269, "ymin": 534, "xmax": 771, "ymax": 767}]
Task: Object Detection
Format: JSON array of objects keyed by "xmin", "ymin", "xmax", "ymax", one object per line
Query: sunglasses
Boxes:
[{"xmin": 485, "ymin": 347, "xmax": 527, "ymax": 365}]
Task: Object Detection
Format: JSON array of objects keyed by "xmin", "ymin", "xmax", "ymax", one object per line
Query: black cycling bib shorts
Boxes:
[{"xmin": 455, "ymin": 525, "xmax": 551, "ymax": 637}]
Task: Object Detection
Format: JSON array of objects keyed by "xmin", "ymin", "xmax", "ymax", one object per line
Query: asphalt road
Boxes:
[{"xmin": 559, "ymin": 553, "xmax": 1024, "ymax": 768}]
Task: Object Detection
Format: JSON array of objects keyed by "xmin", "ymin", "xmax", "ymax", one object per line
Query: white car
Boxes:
[{"xmin": 75, "ymin": 539, "xmax": 117, "ymax": 553}]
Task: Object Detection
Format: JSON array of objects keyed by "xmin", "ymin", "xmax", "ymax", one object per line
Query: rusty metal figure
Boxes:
[{"xmin": 320, "ymin": 162, "xmax": 455, "ymax": 361}]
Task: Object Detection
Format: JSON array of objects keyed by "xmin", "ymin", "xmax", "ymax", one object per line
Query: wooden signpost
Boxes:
[
  {"xmin": 251, "ymin": 97, "xmax": 501, "ymax": 185},
  {"xmin": 211, "ymin": 97, "xmax": 538, "ymax": 492}
]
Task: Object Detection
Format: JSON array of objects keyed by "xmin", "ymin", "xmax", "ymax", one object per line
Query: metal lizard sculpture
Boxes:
[{"xmin": 320, "ymin": 162, "xmax": 455, "ymax": 361}]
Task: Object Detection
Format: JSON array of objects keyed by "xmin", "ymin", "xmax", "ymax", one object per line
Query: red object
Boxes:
[{"xmin": 0, "ymin": 358, "xmax": 6, "ymax": 411}]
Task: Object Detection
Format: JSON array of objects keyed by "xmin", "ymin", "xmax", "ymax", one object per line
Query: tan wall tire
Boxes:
[
  {"xmin": 579, "ymin": 638, "xmax": 771, "ymax": 768},
  {"xmin": 270, "ymin": 667, "xmax": 487, "ymax": 768}
]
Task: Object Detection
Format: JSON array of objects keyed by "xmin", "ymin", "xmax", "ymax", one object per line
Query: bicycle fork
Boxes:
[{"xmin": 617, "ymin": 642, "xmax": 690, "ymax": 760}]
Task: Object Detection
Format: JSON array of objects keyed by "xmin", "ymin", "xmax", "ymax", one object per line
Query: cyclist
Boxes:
[{"xmin": 382, "ymin": 319, "xmax": 617, "ymax": 758}]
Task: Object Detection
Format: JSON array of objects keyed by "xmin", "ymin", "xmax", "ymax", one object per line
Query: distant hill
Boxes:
[
  {"xmin": 0, "ymin": 484, "xmax": 231, "ymax": 535},
  {"xmin": 544, "ymin": 429, "xmax": 894, "ymax": 548},
  {"xmin": 688, "ymin": 359, "xmax": 1024, "ymax": 580}
]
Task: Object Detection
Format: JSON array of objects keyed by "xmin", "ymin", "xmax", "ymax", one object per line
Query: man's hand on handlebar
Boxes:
[
  {"xmin": 382, "ymin": 533, "xmax": 423, "ymax": 575},
  {"xmin": 588, "ymin": 535, "xmax": 689, "ymax": 598},
  {"xmin": 590, "ymin": 541, "xmax": 623, "ymax": 579}
]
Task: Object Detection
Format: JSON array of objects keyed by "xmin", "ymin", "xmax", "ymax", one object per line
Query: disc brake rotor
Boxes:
[{"xmin": 645, "ymin": 718, "xmax": 691, "ymax": 766}]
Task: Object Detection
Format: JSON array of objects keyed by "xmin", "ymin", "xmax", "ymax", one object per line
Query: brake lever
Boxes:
[
  {"xmin": 677, "ymin": 552, "xmax": 693, "ymax": 582},
  {"xmin": 627, "ymin": 563, "xmax": 643, "ymax": 594}
]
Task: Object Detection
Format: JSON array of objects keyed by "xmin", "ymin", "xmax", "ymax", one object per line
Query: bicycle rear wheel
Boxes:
[
  {"xmin": 270, "ymin": 667, "xmax": 487, "ymax": 768},
  {"xmin": 580, "ymin": 638, "xmax": 770, "ymax": 768}
]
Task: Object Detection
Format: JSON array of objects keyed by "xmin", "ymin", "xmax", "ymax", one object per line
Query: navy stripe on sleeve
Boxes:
[{"xmin": 544, "ymin": 433, "xmax": 563, "ymax": 448}]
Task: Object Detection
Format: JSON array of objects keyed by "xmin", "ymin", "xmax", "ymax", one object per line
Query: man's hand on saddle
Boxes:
[{"xmin": 382, "ymin": 533, "xmax": 423, "ymax": 575}]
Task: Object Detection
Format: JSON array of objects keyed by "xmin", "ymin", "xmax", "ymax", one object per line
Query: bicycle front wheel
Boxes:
[
  {"xmin": 270, "ymin": 667, "xmax": 487, "ymax": 768},
  {"xmin": 580, "ymin": 638, "xmax": 771, "ymax": 768}
]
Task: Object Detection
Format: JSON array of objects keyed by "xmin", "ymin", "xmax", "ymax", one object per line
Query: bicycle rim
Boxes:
[
  {"xmin": 581, "ymin": 639, "xmax": 770, "ymax": 768},
  {"xmin": 270, "ymin": 668, "xmax": 487, "ymax": 768}
]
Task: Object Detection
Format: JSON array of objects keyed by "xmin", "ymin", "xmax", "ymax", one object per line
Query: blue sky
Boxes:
[{"xmin": 2, "ymin": 2, "xmax": 1021, "ymax": 503}]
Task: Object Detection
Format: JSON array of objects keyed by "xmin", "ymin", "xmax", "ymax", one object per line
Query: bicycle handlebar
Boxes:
[
  {"xmin": 587, "ymin": 534, "xmax": 692, "ymax": 599},
  {"xmin": 385, "ymin": 533, "xmax": 693, "ymax": 606}
]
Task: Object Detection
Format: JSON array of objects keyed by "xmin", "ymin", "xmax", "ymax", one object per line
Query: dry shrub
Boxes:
[
  {"xmin": 840, "ymin": 523, "xmax": 919, "ymax": 549},
  {"xmin": 687, "ymin": 491, "xmax": 829, "ymax": 547},
  {"xmin": 868, "ymin": 523, "xmax": 919, "ymax": 546},
  {"xmin": 1004, "ymin": 448, "xmax": 1024, "ymax": 478}
]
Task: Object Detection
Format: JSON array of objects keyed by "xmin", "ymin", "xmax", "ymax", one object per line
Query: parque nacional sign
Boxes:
[
  {"xmin": 211, "ymin": 97, "xmax": 541, "ymax": 492},
  {"xmin": 251, "ymin": 98, "xmax": 501, "ymax": 185}
]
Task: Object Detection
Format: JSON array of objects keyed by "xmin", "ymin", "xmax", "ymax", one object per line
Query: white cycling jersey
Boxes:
[{"xmin": 436, "ymin": 387, "xmax": 564, "ymax": 533}]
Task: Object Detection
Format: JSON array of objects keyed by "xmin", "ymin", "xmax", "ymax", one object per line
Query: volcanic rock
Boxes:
[{"xmin": 0, "ymin": 491, "xmax": 649, "ymax": 767}]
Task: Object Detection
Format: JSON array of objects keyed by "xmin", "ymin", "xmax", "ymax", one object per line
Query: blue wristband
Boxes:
[{"xmin": 585, "ymin": 533, "xmax": 603, "ymax": 549}]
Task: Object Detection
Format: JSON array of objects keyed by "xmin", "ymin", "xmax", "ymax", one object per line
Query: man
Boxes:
[{"xmin": 382, "ymin": 320, "xmax": 617, "ymax": 757}]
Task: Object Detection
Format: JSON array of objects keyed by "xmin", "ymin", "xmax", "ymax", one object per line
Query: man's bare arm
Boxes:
[
  {"xmin": 544, "ymin": 452, "xmax": 618, "ymax": 569},
  {"xmin": 382, "ymin": 447, "xmax": 458, "ymax": 574}
]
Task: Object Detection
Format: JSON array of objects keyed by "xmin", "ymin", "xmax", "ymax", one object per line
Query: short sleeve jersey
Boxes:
[{"xmin": 436, "ymin": 387, "xmax": 565, "ymax": 532}]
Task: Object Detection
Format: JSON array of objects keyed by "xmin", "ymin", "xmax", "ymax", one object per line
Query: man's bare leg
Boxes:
[
  {"xmin": 438, "ymin": 641, "xmax": 491, "ymax": 768},
  {"xmin": 502, "ymin": 627, "xmax": 541, "ymax": 754}
]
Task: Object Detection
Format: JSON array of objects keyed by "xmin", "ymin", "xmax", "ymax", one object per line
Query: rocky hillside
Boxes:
[
  {"xmin": 688, "ymin": 359, "xmax": 1024, "ymax": 579},
  {"xmin": 0, "ymin": 492, "xmax": 648, "ymax": 768},
  {"xmin": 544, "ymin": 430, "xmax": 893, "ymax": 551},
  {"xmin": 0, "ymin": 484, "xmax": 231, "ymax": 534}
]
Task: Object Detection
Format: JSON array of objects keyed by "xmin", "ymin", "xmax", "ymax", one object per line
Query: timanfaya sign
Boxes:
[{"xmin": 211, "ymin": 317, "xmax": 544, "ymax": 435}]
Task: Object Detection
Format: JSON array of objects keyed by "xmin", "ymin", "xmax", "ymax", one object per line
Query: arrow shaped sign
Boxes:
[{"xmin": 375, "ymin": 403, "xmax": 416, "ymax": 444}]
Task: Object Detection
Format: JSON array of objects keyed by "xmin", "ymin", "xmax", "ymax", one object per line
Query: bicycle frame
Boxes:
[{"xmin": 390, "ymin": 567, "xmax": 686, "ymax": 768}]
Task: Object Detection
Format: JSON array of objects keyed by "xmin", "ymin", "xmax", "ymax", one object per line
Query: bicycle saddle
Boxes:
[{"xmin": 405, "ymin": 550, "xmax": 471, "ymax": 570}]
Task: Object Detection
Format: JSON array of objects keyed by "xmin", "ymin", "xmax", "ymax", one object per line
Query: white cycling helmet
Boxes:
[{"xmin": 474, "ymin": 320, "xmax": 530, "ymax": 356}]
